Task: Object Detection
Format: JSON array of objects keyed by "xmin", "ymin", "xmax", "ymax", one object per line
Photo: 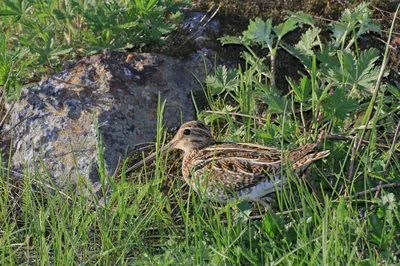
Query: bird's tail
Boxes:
[
  {"xmin": 292, "ymin": 150, "xmax": 330, "ymax": 173},
  {"xmin": 286, "ymin": 131, "xmax": 329, "ymax": 173}
]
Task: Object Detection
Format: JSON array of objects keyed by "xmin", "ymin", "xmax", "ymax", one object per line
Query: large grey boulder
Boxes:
[{"xmin": 2, "ymin": 51, "xmax": 210, "ymax": 195}]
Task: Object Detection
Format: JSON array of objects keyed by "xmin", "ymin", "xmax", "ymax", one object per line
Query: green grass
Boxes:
[
  {"xmin": 1, "ymin": 2, "xmax": 400, "ymax": 265},
  {"xmin": 0, "ymin": 131, "xmax": 399, "ymax": 264}
]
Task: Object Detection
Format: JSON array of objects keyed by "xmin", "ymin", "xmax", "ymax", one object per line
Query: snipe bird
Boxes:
[{"xmin": 128, "ymin": 121, "xmax": 329, "ymax": 203}]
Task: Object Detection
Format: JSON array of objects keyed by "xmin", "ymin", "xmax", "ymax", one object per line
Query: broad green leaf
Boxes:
[
  {"xmin": 257, "ymin": 85, "xmax": 289, "ymax": 114},
  {"xmin": 386, "ymin": 84, "xmax": 400, "ymax": 99},
  {"xmin": 356, "ymin": 48, "xmax": 381, "ymax": 89},
  {"xmin": 358, "ymin": 48, "xmax": 379, "ymax": 75},
  {"xmin": 368, "ymin": 212, "xmax": 384, "ymax": 244},
  {"xmin": 255, "ymin": 128, "xmax": 276, "ymax": 141},
  {"xmin": 242, "ymin": 51, "xmax": 268, "ymax": 72},
  {"xmin": 351, "ymin": 3, "xmax": 382, "ymax": 37},
  {"xmin": 341, "ymin": 51, "xmax": 357, "ymax": 81},
  {"xmin": 357, "ymin": 21, "xmax": 381, "ymax": 37},
  {"xmin": 317, "ymin": 43, "xmax": 341, "ymax": 72},
  {"xmin": 242, "ymin": 18, "xmax": 274, "ymax": 49},
  {"xmin": 0, "ymin": 10, "xmax": 19, "ymax": 16},
  {"xmin": 288, "ymin": 11, "xmax": 316, "ymax": 26},
  {"xmin": 330, "ymin": 3, "xmax": 381, "ymax": 46},
  {"xmin": 282, "ymin": 43, "xmax": 313, "ymax": 70},
  {"xmin": 287, "ymin": 76, "xmax": 311, "ymax": 103},
  {"xmin": 53, "ymin": 9, "xmax": 67, "ymax": 20},
  {"xmin": 319, "ymin": 47, "xmax": 382, "ymax": 96},
  {"xmin": 330, "ymin": 22, "xmax": 348, "ymax": 47},
  {"xmin": 219, "ymin": 35, "xmax": 246, "ymax": 46},
  {"xmin": 115, "ymin": 21, "xmax": 139, "ymax": 30},
  {"xmin": 321, "ymin": 87, "xmax": 358, "ymax": 121},
  {"xmin": 273, "ymin": 18, "xmax": 298, "ymax": 40},
  {"xmin": 203, "ymin": 113, "xmax": 226, "ymax": 124},
  {"xmin": 205, "ymin": 66, "xmax": 238, "ymax": 96},
  {"xmin": 3, "ymin": 0, "xmax": 32, "ymax": 17},
  {"xmin": 49, "ymin": 46, "xmax": 73, "ymax": 56},
  {"xmin": 294, "ymin": 27, "xmax": 321, "ymax": 56}
]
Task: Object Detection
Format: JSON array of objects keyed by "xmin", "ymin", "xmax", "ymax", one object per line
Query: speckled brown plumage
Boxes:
[{"xmin": 129, "ymin": 121, "xmax": 329, "ymax": 202}]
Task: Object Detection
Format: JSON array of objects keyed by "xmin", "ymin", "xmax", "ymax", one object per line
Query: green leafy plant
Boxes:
[
  {"xmin": 220, "ymin": 16, "xmax": 299, "ymax": 86},
  {"xmin": 210, "ymin": 3, "xmax": 391, "ymax": 135},
  {"xmin": 0, "ymin": 0, "xmax": 187, "ymax": 101}
]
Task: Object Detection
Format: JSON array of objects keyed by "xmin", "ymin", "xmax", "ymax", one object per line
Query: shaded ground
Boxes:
[
  {"xmin": 193, "ymin": 0, "xmax": 397, "ymax": 20},
  {"xmin": 149, "ymin": 0, "xmax": 399, "ymax": 92}
]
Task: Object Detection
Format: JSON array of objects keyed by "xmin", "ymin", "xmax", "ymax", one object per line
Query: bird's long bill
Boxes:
[{"xmin": 127, "ymin": 140, "xmax": 176, "ymax": 172}]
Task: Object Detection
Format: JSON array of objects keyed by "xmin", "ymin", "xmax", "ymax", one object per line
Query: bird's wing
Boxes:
[
  {"xmin": 196, "ymin": 142, "xmax": 283, "ymax": 162},
  {"xmin": 188, "ymin": 142, "xmax": 328, "ymax": 192},
  {"xmin": 190, "ymin": 145, "xmax": 283, "ymax": 191}
]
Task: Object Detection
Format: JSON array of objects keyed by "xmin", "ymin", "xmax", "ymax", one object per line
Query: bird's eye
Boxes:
[{"xmin": 183, "ymin": 129, "xmax": 191, "ymax": 135}]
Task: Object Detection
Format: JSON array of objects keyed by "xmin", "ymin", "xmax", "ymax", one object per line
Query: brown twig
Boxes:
[
  {"xmin": 347, "ymin": 133, "xmax": 358, "ymax": 183},
  {"xmin": 175, "ymin": 4, "xmax": 220, "ymax": 50},
  {"xmin": 371, "ymin": 4, "xmax": 400, "ymax": 16},
  {"xmin": 326, "ymin": 134, "xmax": 396, "ymax": 151},
  {"xmin": 3, "ymin": 113, "xmax": 36, "ymax": 135},
  {"xmin": 344, "ymin": 182, "xmax": 400, "ymax": 199},
  {"xmin": 203, "ymin": 110, "xmax": 266, "ymax": 125},
  {"xmin": 374, "ymin": 183, "xmax": 382, "ymax": 199},
  {"xmin": 371, "ymin": 35, "xmax": 397, "ymax": 49},
  {"xmin": 0, "ymin": 100, "xmax": 15, "ymax": 130}
]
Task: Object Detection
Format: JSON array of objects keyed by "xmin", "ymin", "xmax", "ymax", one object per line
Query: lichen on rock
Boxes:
[{"xmin": 2, "ymin": 51, "xmax": 211, "ymax": 196}]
